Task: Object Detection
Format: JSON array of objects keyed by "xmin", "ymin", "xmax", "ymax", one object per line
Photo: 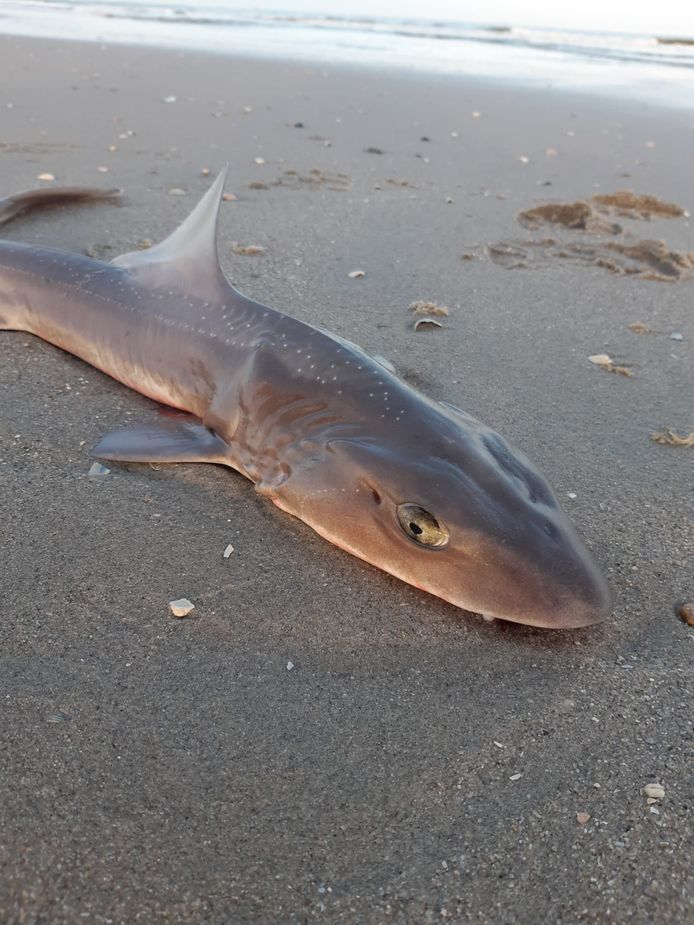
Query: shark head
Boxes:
[{"xmin": 274, "ymin": 399, "xmax": 612, "ymax": 629}]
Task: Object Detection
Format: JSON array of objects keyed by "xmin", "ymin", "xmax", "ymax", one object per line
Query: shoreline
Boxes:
[{"xmin": 1, "ymin": 8, "xmax": 693, "ymax": 111}]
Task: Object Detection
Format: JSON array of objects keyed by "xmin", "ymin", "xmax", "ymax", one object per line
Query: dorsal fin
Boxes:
[{"xmin": 112, "ymin": 166, "xmax": 228, "ymax": 301}]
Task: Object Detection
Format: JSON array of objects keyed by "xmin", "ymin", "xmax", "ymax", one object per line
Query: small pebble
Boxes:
[
  {"xmin": 567, "ymin": 492, "xmax": 577, "ymax": 500},
  {"xmin": 37, "ymin": 173, "xmax": 55, "ymax": 181},
  {"xmin": 519, "ymin": 155, "xmax": 530, "ymax": 164},
  {"xmin": 254, "ymin": 157, "xmax": 265, "ymax": 165},
  {"xmin": 509, "ymin": 773, "xmax": 522, "ymax": 781},
  {"xmin": 670, "ymin": 332, "xmax": 684, "ymax": 341},
  {"xmin": 677, "ymin": 602, "xmax": 694, "ymax": 626},
  {"xmin": 222, "ymin": 192, "xmax": 238, "ymax": 202},
  {"xmin": 169, "ymin": 598, "xmax": 195, "ymax": 618},
  {"xmin": 163, "ymin": 95, "xmax": 177, "ymax": 103},
  {"xmin": 348, "ymin": 269, "xmax": 365, "ymax": 278},
  {"xmin": 576, "ymin": 812, "xmax": 591, "ymax": 825},
  {"xmin": 168, "ymin": 188, "xmax": 186, "ymax": 196},
  {"xmin": 201, "ymin": 167, "xmax": 210, "ymax": 176},
  {"xmin": 286, "ymin": 660, "xmax": 295, "ymax": 671},
  {"xmin": 232, "ymin": 244, "xmax": 264, "ymax": 256},
  {"xmin": 88, "ymin": 462, "xmax": 110, "ymax": 478},
  {"xmin": 223, "ymin": 544, "xmax": 234, "ymax": 558},
  {"xmin": 97, "ymin": 166, "xmax": 108, "ymax": 173},
  {"xmin": 643, "ymin": 783, "xmax": 665, "ymax": 800},
  {"xmin": 243, "ymin": 105, "xmax": 252, "ymax": 113}
]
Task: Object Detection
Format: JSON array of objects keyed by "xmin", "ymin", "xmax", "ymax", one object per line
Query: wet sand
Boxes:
[{"xmin": 0, "ymin": 35, "xmax": 692, "ymax": 925}]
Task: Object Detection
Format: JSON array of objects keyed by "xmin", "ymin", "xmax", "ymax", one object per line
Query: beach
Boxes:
[{"xmin": 0, "ymin": 34, "xmax": 692, "ymax": 924}]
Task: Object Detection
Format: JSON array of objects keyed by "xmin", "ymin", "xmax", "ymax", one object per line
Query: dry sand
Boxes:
[{"xmin": 0, "ymin": 35, "xmax": 692, "ymax": 925}]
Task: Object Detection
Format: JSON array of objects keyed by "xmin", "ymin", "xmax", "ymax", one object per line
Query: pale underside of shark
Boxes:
[{"xmin": 0, "ymin": 169, "xmax": 612, "ymax": 629}]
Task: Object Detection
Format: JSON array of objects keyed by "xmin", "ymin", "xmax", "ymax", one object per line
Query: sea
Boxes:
[{"xmin": 2, "ymin": 0, "xmax": 694, "ymax": 107}]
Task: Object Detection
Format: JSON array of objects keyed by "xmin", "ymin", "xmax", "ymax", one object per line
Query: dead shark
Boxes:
[{"xmin": 0, "ymin": 169, "xmax": 612, "ymax": 628}]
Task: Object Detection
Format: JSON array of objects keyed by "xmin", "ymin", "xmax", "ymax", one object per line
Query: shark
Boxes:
[{"xmin": 0, "ymin": 169, "xmax": 612, "ymax": 629}]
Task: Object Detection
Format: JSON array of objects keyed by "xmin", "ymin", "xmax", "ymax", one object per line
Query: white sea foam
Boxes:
[{"xmin": 1, "ymin": 1, "xmax": 693, "ymax": 106}]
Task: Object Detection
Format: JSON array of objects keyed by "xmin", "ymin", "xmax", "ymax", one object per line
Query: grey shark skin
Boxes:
[{"xmin": 0, "ymin": 170, "xmax": 612, "ymax": 629}]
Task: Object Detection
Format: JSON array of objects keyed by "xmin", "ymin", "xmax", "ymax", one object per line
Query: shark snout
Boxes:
[
  {"xmin": 507, "ymin": 530, "xmax": 613, "ymax": 629},
  {"xmin": 467, "ymin": 512, "xmax": 613, "ymax": 629}
]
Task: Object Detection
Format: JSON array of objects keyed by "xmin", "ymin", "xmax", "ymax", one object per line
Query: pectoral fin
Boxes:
[{"xmin": 92, "ymin": 418, "xmax": 230, "ymax": 464}]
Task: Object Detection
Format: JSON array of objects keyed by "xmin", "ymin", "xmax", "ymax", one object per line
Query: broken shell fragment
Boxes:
[
  {"xmin": 413, "ymin": 317, "xmax": 443, "ymax": 331},
  {"xmin": 588, "ymin": 354, "xmax": 632, "ymax": 377},
  {"xmin": 169, "ymin": 598, "xmax": 195, "ymax": 618},
  {"xmin": 650, "ymin": 430, "xmax": 694, "ymax": 447},
  {"xmin": 88, "ymin": 462, "xmax": 111, "ymax": 477}
]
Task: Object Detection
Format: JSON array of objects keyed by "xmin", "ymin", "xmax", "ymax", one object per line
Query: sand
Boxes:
[{"xmin": 0, "ymin": 35, "xmax": 692, "ymax": 925}]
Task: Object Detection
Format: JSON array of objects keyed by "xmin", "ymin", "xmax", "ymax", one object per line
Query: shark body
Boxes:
[{"xmin": 0, "ymin": 170, "xmax": 612, "ymax": 628}]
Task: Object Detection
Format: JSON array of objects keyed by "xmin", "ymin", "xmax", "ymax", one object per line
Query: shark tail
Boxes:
[{"xmin": 0, "ymin": 186, "xmax": 121, "ymax": 226}]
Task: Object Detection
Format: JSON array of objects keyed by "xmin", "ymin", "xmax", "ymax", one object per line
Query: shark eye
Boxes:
[{"xmin": 396, "ymin": 504, "xmax": 449, "ymax": 548}]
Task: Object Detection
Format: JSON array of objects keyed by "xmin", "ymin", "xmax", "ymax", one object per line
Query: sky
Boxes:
[{"xmin": 243, "ymin": 0, "xmax": 694, "ymax": 37}]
